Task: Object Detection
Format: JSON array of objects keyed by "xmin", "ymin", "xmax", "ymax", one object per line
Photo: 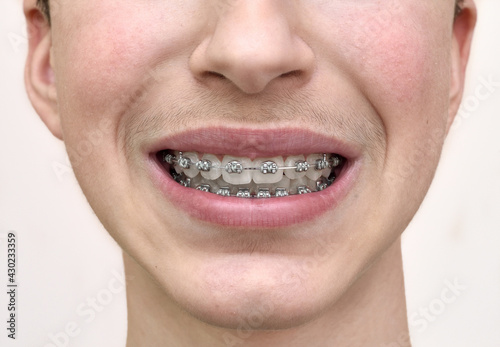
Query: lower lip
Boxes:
[{"xmin": 148, "ymin": 156, "xmax": 360, "ymax": 228}]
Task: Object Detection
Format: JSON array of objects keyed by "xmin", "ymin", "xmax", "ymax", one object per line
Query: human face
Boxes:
[{"xmin": 26, "ymin": 0, "xmax": 474, "ymax": 329}]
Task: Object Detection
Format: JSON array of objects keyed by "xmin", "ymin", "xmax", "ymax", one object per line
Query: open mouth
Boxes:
[
  {"xmin": 157, "ymin": 150, "xmax": 346, "ymax": 198},
  {"xmin": 146, "ymin": 128, "xmax": 359, "ymax": 227}
]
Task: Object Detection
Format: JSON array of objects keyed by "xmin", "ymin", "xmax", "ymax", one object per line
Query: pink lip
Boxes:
[
  {"xmin": 146, "ymin": 127, "xmax": 362, "ymax": 228},
  {"xmin": 146, "ymin": 127, "xmax": 360, "ymax": 160}
]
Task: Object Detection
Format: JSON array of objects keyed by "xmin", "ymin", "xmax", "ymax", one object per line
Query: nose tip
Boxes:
[{"xmin": 189, "ymin": 2, "xmax": 315, "ymax": 94}]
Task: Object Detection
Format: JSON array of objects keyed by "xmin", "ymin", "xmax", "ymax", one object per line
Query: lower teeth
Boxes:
[
  {"xmin": 162, "ymin": 151, "xmax": 343, "ymax": 198},
  {"xmin": 171, "ymin": 169, "xmax": 336, "ymax": 197}
]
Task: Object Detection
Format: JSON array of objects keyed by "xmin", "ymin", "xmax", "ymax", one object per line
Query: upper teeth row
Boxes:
[{"xmin": 164, "ymin": 152, "xmax": 341, "ymax": 174}]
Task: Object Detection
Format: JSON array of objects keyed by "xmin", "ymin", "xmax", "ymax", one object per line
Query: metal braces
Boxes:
[
  {"xmin": 171, "ymin": 171, "xmax": 337, "ymax": 198},
  {"xmin": 164, "ymin": 152, "xmax": 342, "ymax": 174}
]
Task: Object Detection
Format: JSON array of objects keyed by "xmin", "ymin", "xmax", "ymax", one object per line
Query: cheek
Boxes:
[
  {"xmin": 362, "ymin": 31, "xmax": 428, "ymax": 104},
  {"xmin": 359, "ymin": 24, "xmax": 448, "ymax": 177},
  {"xmin": 53, "ymin": 7, "xmax": 156, "ymax": 117},
  {"xmin": 49, "ymin": 4, "xmax": 174, "ymax": 200},
  {"xmin": 332, "ymin": 5, "xmax": 452, "ymax": 211},
  {"xmin": 342, "ymin": 7, "xmax": 449, "ymax": 109},
  {"xmin": 338, "ymin": 4, "xmax": 452, "ymax": 163},
  {"xmin": 51, "ymin": 2, "xmax": 201, "ymax": 134}
]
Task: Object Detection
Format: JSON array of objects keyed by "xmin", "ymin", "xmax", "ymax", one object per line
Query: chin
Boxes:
[
  {"xmin": 178, "ymin": 278, "xmax": 334, "ymax": 331},
  {"xmin": 150, "ymin": 247, "xmax": 361, "ymax": 331}
]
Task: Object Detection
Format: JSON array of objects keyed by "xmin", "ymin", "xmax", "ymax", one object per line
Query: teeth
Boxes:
[
  {"xmin": 196, "ymin": 159, "xmax": 212, "ymax": 172},
  {"xmin": 275, "ymin": 176, "xmax": 291, "ymax": 191},
  {"xmin": 216, "ymin": 187, "xmax": 231, "ymax": 197},
  {"xmin": 257, "ymin": 188, "xmax": 272, "ymax": 199},
  {"xmin": 177, "ymin": 152, "xmax": 191, "ymax": 169},
  {"xmin": 260, "ymin": 161, "xmax": 279, "ymax": 174},
  {"xmin": 253, "ymin": 157, "xmax": 284, "ymax": 184},
  {"xmin": 274, "ymin": 188, "xmax": 289, "ymax": 197},
  {"xmin": 181, "ymin": 152, "xmax": 200, "ymax": 178},
  {"xmin": 297, "ymin": 186, "xmax": 312, "ymax": 195},
  {"xmin": 200, "ymin": 154, "xmax": 222, "ymax": 180},
  {"xmin": 321, "ymin": 165, "xmax": 332, "ymax": 179},
  {"xmin": 316, "ymin": 154, "xmax": 329, "ymax": 170},
  {"xmin": 295, "ymin": 161, "xmax": 311, "ymax": 172},
  {"xmin": 175, "ymin": 174, "xmax": 191, "ymax": 188},
  {"xmin": 225, "ymin": 160, "xmax": 244, "ymax": 174},
  {"xmin": 237, "ymin": 188, "xmax": 252, "ymax": 198},
  {"xmin": 163, "ymin": 151, "xmax": 343, "ymax": 197},
  {"xmin": 221, "ymin": 156, "xmax": 253, "ymax": 185},
  {"xmin": 316, "ymin": 177, "xmax": 329, "ymax": 191},
  {"xmin": 284, "ymin": 155, "xmax": 307, "ymax": 180},
  {"xmin": 331, "ymin": 155, "xmax": 341, "ymax": 168},
  {"xmin": 164, "ymin": 153, "xmax": 175, "ymax": 164},
  {"xmin": 305, "ymin": 154, "xmax": 323, "ymax": 181},
  {"xmin": 215, "ymin": 177, "xmax": 228, "ymax": 194},
  {"xmin": 289, "ymin": 177, "xmax": 311, "ymax": 195},
  {"xmin": 189, "ymin": 174, "xmax": 204, "ymax": 188},
  {"xmin": 196, "ymin": 184, "xmax": 211, "ymax": 192}
]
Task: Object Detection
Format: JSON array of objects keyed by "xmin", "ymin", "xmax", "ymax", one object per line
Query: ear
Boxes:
[
  {"xmin": 24, "ymin": 1, "xmax": 62, "ymax": 140},
  {"xmin": 447, "ymin": 0, "xmax": 477, "ymax": 131}
]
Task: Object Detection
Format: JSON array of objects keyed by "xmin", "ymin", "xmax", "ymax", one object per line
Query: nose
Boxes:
[{"xmin": 189, "ymin": 0, "xmax": 315, "ymax": 94}]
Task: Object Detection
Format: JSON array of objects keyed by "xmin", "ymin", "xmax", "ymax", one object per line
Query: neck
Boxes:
[{"xmin": 124, "ymin": 238, "xmax": 409, "ymax": 347}]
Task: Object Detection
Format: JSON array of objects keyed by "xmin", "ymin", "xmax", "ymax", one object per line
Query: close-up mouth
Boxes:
[
  {"xmin": 156, "ymin": 150, "xmax": 347, "ymax": 198},
  {"xmin": 145, "ymin": 127, "xmax": 361, "ymax": 227}
]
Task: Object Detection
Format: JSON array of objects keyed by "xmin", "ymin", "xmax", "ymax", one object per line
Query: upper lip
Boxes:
[{"xmin": 146, "ymin": 127, "xmax": 361, "ymax": 160}]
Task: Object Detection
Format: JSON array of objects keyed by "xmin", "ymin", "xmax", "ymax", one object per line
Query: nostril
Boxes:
[
  {"xmin": 280, "ymin": 70, "xmax": 302, "ymax": 78},
  {"xmin": 206, "ymin": 71, "xmax": 226, "ymax": 79}
]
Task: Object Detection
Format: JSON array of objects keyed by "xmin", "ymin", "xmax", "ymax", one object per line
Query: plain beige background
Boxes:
[{"xmin": 1, "ymin": 1, "xmax": 499, "ymax": 346}]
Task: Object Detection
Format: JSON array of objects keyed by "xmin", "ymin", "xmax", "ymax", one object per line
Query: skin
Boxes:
[{"xmin": 24, "ymin": 0, "xmax": 476, "ymax": 345}]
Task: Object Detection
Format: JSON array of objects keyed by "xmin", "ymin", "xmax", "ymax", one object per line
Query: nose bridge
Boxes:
[{"xmin": 190, "ymin": 0, "xmax": 314, "ymax": 94}]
